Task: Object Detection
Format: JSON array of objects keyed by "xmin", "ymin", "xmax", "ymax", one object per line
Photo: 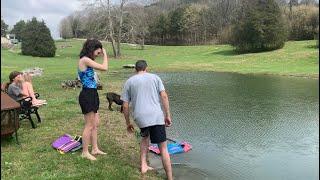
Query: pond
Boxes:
[{"xmin": 153, "ymin": 72, "xmax": 319, "ymax": 180}]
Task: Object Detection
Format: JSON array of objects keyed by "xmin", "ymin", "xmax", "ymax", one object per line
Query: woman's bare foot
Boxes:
[
  {"xmin": 32, "ymin": 100, "xmax": 47, "ymax": 106},
  {"xmin": 141, "ymin": 165, "xmax": 154, "ymax": 174},
  {"xmin": 81, "ymin": 153, "xmax": 97, "ymax": 160},
  {"xmin": 91, "ymin": 149, "xmax": 106, "ymax": 155},
  {"xmin": 37, "ymin": 99, "xmax": 47, "ymax": 104},
  {"xmin": 38, "ymin": 99, "xmax": 47, "ymax": 103}
]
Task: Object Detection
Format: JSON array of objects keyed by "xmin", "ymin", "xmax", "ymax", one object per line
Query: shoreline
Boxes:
[{"xmin": 150, "ymin": 69, "xmax": 319, "ymax": 79}]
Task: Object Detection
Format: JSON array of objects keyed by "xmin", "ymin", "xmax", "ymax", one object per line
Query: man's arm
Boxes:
[
  {"xmin": 123, "ymin": 101, "xmax": 134, "ymax": 133},
  {"xmin": 160, "ymin": 90, "xmax": 172, "ymax": 126}
]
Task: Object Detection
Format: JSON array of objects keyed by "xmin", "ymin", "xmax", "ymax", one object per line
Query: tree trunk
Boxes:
[
  {"xmin": 116, "ymin": 0, "xmax": 125, "ymax": 57},
  {"xmin": 130, "ymin": 26, "xmax": 135, "ymax": 44},
  {"xmin": 106, "ymin": 0, "xmax": 117, "ymax": 58},
  {"xmin": 141, "ymin": 29, "xmax": 145, "ymax": 50}
]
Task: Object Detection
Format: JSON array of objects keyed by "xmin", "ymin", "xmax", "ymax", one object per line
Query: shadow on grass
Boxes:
[
  {"xmin": 212, "ymin": 47, "xmax": 287, "ymax": 56},
  {"xmin": 211, "ymin": 49, "xmax": 239, "ymax": 56},
  {"xmin": 1, "ymin": 136, "xmax": 19, "ymax": 146}
]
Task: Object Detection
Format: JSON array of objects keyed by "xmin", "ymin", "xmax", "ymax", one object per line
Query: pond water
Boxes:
[{"xmin": 155, "ymin": 72, "xmax": 319, "ymax": 180}]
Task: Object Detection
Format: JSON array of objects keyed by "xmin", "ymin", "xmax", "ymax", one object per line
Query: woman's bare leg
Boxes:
[
  {"xmin": 24, "ymin": 82, "xmax": 46, "ymax": 105},
  {"xmin": 81, "ymin": 112, "xmax": 96, "ymax": 160},
  {"xmin": 23, "ymin": 82, "xmax": 40, "ymax": 104},
  {"xmin": 21, "ymin": 83, "xmax": 30, "ymax": 98},
  {"xmin": 91, "ymin": 112, "xmax": 106, "ymax": 155}
]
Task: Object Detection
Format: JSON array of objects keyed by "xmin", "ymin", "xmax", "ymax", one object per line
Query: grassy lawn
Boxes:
[{"xmin": 1, "ymin": 39, "xmax": 318, "ymax": 179}]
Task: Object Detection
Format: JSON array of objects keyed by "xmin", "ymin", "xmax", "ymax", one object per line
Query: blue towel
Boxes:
[{"xmin": 150, "ymin": 143, "xmax": 184, "ymax": 155}]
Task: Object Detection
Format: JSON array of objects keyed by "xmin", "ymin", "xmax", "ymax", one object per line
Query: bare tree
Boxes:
[
  {"xmin": 125, "ymin": 1, "xmax": 150, "ymax": 49},
  {"xmin": 59, "ymin": 17, "xmax": 73, "ymax": 39},
  {"xmin": 300, "ymin": 0, "xmax": 317, "ymax": 5},
  {"xmin": 66, "ymin": 11, "xmax": 83, "ymax": 38},
  {"xmin": 106, "ymin": 0, "xmax": 118, "ymax": 57},
  {"xmin": 116, "ymin": 0, "xmax": 127, "ymax": 56}
]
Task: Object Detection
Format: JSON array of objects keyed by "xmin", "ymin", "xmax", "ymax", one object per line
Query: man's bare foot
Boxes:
[
  {"xmin": 141, "ymin": 166, "xmax": 154, "ymax": 174},
  {"xmin": 91, "ymin": 149, "xmax": 106, "ymax": 155},
  {"xmin": 81, "ymin": 153, "xmax": 97, "ymax": 160}
]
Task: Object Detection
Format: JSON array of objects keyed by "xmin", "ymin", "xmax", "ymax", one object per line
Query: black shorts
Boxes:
[
  {"xmin": 79, "ymin": 88, "xmax": 99, "ymax": 114},
  {"xmin": 140, "ymin": 125, "xmax": 166, "ymax": 144}
]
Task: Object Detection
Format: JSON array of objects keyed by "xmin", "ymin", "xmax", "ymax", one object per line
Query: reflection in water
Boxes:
[{"xmin": 156, "ymin": 72, "xmax": 319, "ymax": 180}]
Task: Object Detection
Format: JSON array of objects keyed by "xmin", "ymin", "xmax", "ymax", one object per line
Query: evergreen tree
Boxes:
[
  {"xmin": 150, "ymin": 14, "xmax": 170, "ymax": 44},
  {"xmin": 21, "ymin": 17, "xmax": 56, "ymax": 57},
  {"xmin": 1, "ymin": 19, "xmax": 9, "ymax": 37},
  {"xmin": 11, "ymin": 20, "xmax": 26, "ymax": 41},
  {"xmin": 169, "ymin": 7, "xmax": 186, "ymax": 43},
  {"xmin": 231, "ymin": 0, "xmax": 287, "ymax": 53}
]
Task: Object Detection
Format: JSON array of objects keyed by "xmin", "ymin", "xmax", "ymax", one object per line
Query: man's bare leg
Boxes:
[
  {"xmin": 140, "ymin": 136, "xmax": 154, "ymax": 174},
  {"xmin": 159, "ymin": 141, "xmax": 173, "ymax": 180}
]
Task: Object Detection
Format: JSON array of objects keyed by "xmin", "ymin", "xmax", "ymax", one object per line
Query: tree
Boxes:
[
  {"xmin": 124, "ymin": 2, "xmax": 150, "ymax": 49},
  {"xmin": 21, "ymin": 17, "xmax": 56, "ymax": 57},
  {"xmin": 168, "ymin": 7, "xmax": 185, "ymax": 43},
  {"xmin": 106, "ymin": 0, "xmax": 118, "ymax": 57},
  {"xmin": 59, "ymin": 17, "xmax": 73, "ymax": 39},
  {"xmin": 300, "ymin": 0, "xmax": 317, "ymax": 5},
  {"xmin": 116, "ymin": 0, "xmax": 127, "ymax": 56},
  {"xmin": 1, "ymin": 19, "xmax": 8, "ymax": 37},
  {"xmin": 289, "ymin": 0, "xmax": 299, "ymax": 17},
  {"xmin": 283, "ymin": 4, "xmax": 319, "ymax": 40},
  {"xmin": 181, "ymin": 5, "xmax": 201, "ymax": 44},
  {"xmin": 231, "ymin": 0, "xmax": 287, "ymax": 53},
  {"xmin": 149, "ymin": 14, "xmax": 170, "ymax": 44},
  {"xmin": 68, "ymin": 12, "xmax": 82, "ymax": 38},
  {"xmin": 11, "ymin": 20, "xmax": 26, "ymax": 41}
]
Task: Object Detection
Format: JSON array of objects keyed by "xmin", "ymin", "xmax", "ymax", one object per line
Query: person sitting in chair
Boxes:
[
  {"xmin": 5, "ymin": 71, "xmax": 46, "ymax": 106},
  {"xmin": 21, "ymin": 73, "xmax": 46, "ymax": 105}
]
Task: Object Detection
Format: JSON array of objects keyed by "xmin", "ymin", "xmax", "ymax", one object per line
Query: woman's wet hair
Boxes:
[{"xmin": 79, "ymin": 38, "xmax": 103, "ymax": 60}]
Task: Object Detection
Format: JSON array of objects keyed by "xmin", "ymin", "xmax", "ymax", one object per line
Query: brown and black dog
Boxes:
[{"xmin": 105, "ymin": 92, "xmax": 123, "ymax": 112}]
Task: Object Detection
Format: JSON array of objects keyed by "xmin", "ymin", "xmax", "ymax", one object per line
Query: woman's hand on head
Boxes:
[{"xmin": 102, "ymin": 48, "xmax": 107, "ymax": 57}]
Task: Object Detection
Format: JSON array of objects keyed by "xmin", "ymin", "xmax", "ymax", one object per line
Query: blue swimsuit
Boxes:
[
  {"xmin": 78, "ymin": 67, "xmax": 97, "ymax": 89},
  {"xmin": 78, "ymin": 67, "xmax": 99, "ymax": 114}
]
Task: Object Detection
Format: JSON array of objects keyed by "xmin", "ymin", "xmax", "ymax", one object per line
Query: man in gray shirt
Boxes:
[{"xmin": 121, "ymin": 60, "xmax": 172, "ymax": 180}]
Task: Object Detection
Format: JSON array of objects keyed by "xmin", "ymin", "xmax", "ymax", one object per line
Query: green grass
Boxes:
[{"xmin": 1, "ymin": 39, "xmax": 318, "ymax": 179}]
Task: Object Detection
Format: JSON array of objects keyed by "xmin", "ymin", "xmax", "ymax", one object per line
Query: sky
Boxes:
[{"xmin": 1, "ymin": 0, "xmax": 84, "ymax": 39}]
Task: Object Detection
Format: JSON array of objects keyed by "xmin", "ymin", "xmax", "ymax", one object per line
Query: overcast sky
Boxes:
[{"xmin": 1, "ymin": 0, "xmax": 84, "ymax": 39}]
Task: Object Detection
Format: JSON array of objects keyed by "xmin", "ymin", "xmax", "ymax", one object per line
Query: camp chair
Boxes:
[
  {"xmin": 1, "ymin": 83, "xmax": 42, "ymax": 128},
  {"xmin": 1, "ymin": 92, "xmax": 20, "ymax": 144}
]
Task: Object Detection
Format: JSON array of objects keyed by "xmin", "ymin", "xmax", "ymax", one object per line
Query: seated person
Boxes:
[
  {"xmin": 6, "ymin": 71, "xmax": 46, "ymax": 106},
  {"xmin": 21, "ymin": 73, "xmax": 46, "ymax": 105}
]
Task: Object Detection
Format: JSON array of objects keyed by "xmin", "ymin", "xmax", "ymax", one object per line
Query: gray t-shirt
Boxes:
[
  {"xmin": 7, "ymin": 83, "xmax": 22, "ymax": 101},
  {"xmin": 121, "ymin": 72, "xmax": 165, "ymax": 128}
]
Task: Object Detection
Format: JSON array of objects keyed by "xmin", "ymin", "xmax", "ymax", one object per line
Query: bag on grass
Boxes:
[
  {"xmin": 70, "ymin": 135, "xmax": 83, "ymax": 152},
  {"xmin": 52, "ymin": 134, "xmax": 82, "ymax": 154}
]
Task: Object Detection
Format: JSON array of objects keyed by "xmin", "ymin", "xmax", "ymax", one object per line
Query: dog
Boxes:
[
  {"xmin": 105, "ymin": 92, "xmax": 123, "ymax": 112},
  {"xmin": 61, "ymin": 79, "xmax": 82, "ymax": 89}
]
